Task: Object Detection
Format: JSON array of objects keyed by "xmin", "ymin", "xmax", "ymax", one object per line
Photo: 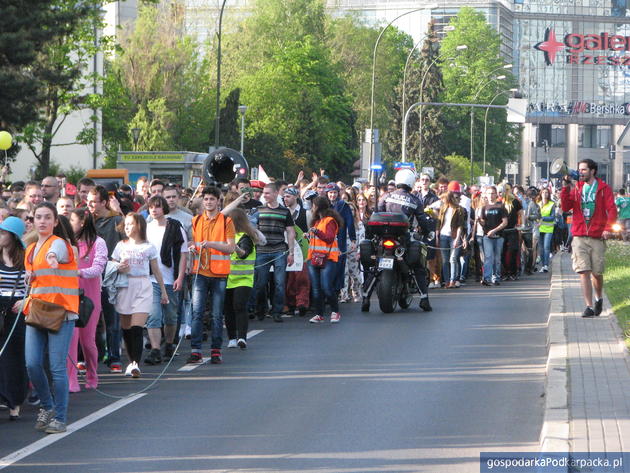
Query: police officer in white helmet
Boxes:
[{"xmin": 372, "ymin": 169, "xmax": 434, "ymax": 312}]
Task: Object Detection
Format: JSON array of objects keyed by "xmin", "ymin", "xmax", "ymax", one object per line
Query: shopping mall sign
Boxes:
[
  {"xmin": 535, "ymin": 27, "xmax": 630, "ymax": 66},
  {"xmin": 529, "ymin": 101, "xmax": 630, "ymax": 116}
]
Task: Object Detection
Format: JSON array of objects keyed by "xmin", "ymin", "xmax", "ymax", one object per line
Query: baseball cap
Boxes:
[
  {"xmin": 284, "ymin": 187, "xmax": 299, "ymax": 197},
  {"xmin": 325, "ymin": 183, "xmax": 339, "ymax": 192},
  {"xmin": 303, "ymin": 190, "xmax": 317, "ymax": 200},
  {"xmin": 447, "ymin": 181, "xmax": 461, "ymax": 193},
  {"xmin": 250, "ymin": 180, "xmax": 265, "ymax": 190}
]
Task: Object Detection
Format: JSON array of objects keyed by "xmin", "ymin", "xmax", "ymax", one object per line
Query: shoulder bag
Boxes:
[
  {"xmin": 25, "ymin": 297, "xmax": 67, "ymax": 333},
  {"xmin": 75, "ymin": 289, "xmax": 94, "ymax": 329}
]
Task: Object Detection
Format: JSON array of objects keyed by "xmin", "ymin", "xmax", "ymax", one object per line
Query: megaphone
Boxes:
[
  {"xmin": 550, "ymin": 158, "xmax": 579, "ymax": 180},
  {"xmin": 203, "ymin": 147, "xmax": 249, "ymax": 186}
]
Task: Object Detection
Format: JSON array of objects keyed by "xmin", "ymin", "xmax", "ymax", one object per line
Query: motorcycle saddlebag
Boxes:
[
  {"xmin": 359, "ymin": 239, "xmax": 376, "ymax": 268},
  {"xmin": 405, "ymin": 239, "xmax": 427, "ymax": 268}
]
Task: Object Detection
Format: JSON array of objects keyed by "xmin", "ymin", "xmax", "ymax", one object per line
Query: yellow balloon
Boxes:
[{"xmin": 0, "ymin": 131, "xmax": 12, "ymax": 151}]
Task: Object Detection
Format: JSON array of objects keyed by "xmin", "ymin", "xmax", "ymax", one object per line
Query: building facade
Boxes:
[{"xmin": 514, "ymin": 0, "xmax": 630, "ymax": 189}]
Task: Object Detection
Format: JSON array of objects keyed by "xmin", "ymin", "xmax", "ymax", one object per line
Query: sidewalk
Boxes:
[{"xmin": 541, "ymin": 251, "xmax": 630, "ymax": 466}]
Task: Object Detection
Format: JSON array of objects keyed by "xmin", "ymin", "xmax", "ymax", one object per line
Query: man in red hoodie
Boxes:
[{"xmin": 560, "ymin": 159, "xmax": 617, "ymax": 318}]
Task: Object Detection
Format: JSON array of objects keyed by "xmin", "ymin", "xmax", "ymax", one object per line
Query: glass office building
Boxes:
[{"xmin": 514, "ymin": 0, "xmax": 630, "ymax": 187}]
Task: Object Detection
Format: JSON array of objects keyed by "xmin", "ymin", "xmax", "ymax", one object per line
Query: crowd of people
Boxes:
[{"xmin": 0, "ymin": 158, "xmax": 625, "ymax": 433}]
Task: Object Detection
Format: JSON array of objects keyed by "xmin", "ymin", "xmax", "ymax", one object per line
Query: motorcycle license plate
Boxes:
[{"xmin": 378, "ymin": 257, "xmax": 394, "ymax": 270}]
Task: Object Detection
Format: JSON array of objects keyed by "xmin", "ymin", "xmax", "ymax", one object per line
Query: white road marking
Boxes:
[
  {"xmin": 177, "ymin": 330, "xmax": 264, "ymax": 372},
  {"xmin": 0, "ymin": 393, "xmax": 146, "ymax": 470}
]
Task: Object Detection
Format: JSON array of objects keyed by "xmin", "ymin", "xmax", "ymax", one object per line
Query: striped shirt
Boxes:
[
  {"xmin": 255, "ymin": 205, "xmax": 294, "ymax": 254},
  {"xmin": 0, "ymin": 263, "xmax": 26, "ymax": 299}
]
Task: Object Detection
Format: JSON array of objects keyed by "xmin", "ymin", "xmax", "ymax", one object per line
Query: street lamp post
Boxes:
[
  {"xmin": 238, "ymin": 105, "xmax": 247, "ymax": 155},
  {"xmin": 482, "ymin": 89, "xmax": 517, "ymax": 174},
  {"xmin": 469, "ymin": 64, "xmax": 512, "ymax": 184},
  {"xmin": 415, "ymin": 44, "xmax": 467, "ymax": 167},
  {"xmin": 401, "ymin": 26, "xmax": 455, "ymax": 127},
  {"xmin": 214, "ymin": 0, "xmax": 228, "ymax": 148},
  {"xmin": 369, "ymin": 6, "xmax": 437, "ymax": 172}
]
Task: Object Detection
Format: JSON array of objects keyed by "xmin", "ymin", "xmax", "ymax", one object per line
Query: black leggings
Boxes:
[{"xmin": 225, "ymin": 286, "xmax": 252, "ymax": 340}]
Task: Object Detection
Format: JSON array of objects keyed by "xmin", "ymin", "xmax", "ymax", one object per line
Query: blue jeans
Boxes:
[
  {"xmin": 101, "ymin": 289, "xmax": 120, "ymax": 364},
  {"xmin": 439, "ymin": 235, "xmax": 461, "ymax": 283},
  {"xmin": 252, "ymin": 252, "xmax": 287, "ymax": 316},
  {"xmin": 25, "ymin": 319, "xmax": 75, "ymax": 423},
  {"xmin": 539, "ymin": 232, "xmax": 553, "ymax": 267},
  {"xmin": 482, "ymin": 236, "xmax": 504, "ymax": 282},
  {"xmin": 147, "ymin": 283, "xmax": 180, "ymax": 328},
  {"xmin": 307, "ymin": 260, "xmax": 339, "ymax": 315},
  {"xmin": 190, "ymin": 275, "xmax": 227, "ymax": 351}
]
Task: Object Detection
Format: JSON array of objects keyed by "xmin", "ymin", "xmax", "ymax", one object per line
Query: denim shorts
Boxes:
[{"xmin": 146, "ymin": 283, "xmax": 180, "ymax": 328}]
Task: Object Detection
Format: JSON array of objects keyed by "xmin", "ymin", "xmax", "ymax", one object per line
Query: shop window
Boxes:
[{"xmin": 579, "ymin": 125, "xmax": 611, "ymax": 148}]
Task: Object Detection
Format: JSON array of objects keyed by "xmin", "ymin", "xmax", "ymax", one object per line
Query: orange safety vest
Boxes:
[
  {"xmin": 192, "ymin": 212, "xmax": 231, "ymax": 276},
  {"xmin": 25, "ymin": 235, "xmax": 79, "ymax": 314},
  {"xmin": 308, "ymin": 216, "xmax": 340, "ymax": 262}
]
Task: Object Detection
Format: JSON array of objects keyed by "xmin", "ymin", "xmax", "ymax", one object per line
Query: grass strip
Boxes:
[{"xmin": 604, "ymin": 240, "xmax": 630, "ymax": 349}]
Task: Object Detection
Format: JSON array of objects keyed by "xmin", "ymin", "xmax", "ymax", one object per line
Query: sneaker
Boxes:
[
  {"xmin": 186, "ymin": 352, "xmax": 203, "ymax": 364},
  {"xmin": 110, "ymin": 362, "xmax": 123, "ymax": 374},
  {"xmin": 309, "ymin": 315, "xmax": 325, "ymax": 324},
  {"xmin": 330, "ymin": 312, "xmax": 341, "ymax": 323},
  {"xmin": 481, "ymin": 280, "xmax": 491, "ymax": 287},
  {"xmin": 582, "ymin": 306, "xmax": 596, "ymax": 318},
  {"xmin": 144, "ymin": 349, "xmax": 162, "ymax": 365},
  {"xmin": 454, "ymin": 281, "xmax": 461, "ymax": 288},
  {"xmin": 124, "ymin": 363, "xmax": 134, "ymax": 377},
  {"xmin": 164, "ymin": 343, "xmax": 175, "ymax": 359},
  {"xmin": 210, "ymin": 349, "xmax": 222, "ymax": 364},
  {"xmin": 237, "ymin": 338, "xmax": 247, "ymax": 350},
  {"xmin": 27, "ymin": 393, "xmax": 40, "ymax": 406},
  {"xmin": 45, "ymin": 419, "xmax": 67, "ymax": 434},
  {"xmin": 542, "ymin": 265, "xmax": 549, "ymax": 273},
  {"xmin": 130, "ymin": 362, "xmax": 141, "ymax": 378},
  {"xmin": 594, "ymin": 298, "xmax": 603, "ymax": 316},
  {"xmin": 227, "ymin": 339, "xmax": 238, "ymax": 348},
  {"xmin": 76, "ymin": 362, "xmax": 86, "ymax": 375},
  {"xmin": 35, "ymin": 408, "xmax": 55, "ymax": 431}
]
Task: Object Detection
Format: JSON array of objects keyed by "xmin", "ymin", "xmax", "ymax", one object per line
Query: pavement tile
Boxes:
[{"xmin": 556, "ymin": 253, "xmax": 630, "ymax": 456}]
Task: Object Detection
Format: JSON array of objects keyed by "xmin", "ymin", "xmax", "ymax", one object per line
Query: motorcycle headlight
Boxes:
[{"xmin": 612, "ymin": 223, "xmax": 622, "ymax": 232}]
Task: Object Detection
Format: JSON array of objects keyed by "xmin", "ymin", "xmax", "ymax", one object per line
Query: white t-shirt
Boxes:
[
  {"xmin": 111, "ymin": 240, "xmax": 158, "ymax": 277},
  {"xmin": 440, "ymin": 207, "xmax": 454, "ymax": 236},
  {"xmin": 147, "ymin": 220, "xmax": 189, "ymax": 285}
]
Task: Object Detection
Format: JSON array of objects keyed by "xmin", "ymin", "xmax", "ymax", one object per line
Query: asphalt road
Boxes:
[{"xmin": 0, "ymin": 272, "xmax": 551, "ymax": 473}]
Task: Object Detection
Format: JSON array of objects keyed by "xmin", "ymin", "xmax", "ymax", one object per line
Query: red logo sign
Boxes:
[{"xmin": 535, "ymin": 27, "xmax": 630, "ymax": 66}]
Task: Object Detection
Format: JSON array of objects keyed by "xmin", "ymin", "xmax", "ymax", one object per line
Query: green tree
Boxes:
[
  {"xmin": 101, "ymin": 1, "xmax": 213, "ymax": 165},
  {"xmin": 445, "ymin": 153, "xmax": 497, "ymax": 182},
  {"xmin": 10, "ymin": 0, "xmax": 112, "ymax": 177},
  {"xmin": 0, "ymin": 0, "xmax": 83, "ymax": 132},
  {"xmin": 223, "ymin": 0, "xmax": 357, "ymax": 179},
  {"xmin": 388, "ymin": 21, "xmax": 448, "ymax": 175},
  {"xmin": 440, "ymin": 7, "xmax": 519, "ymax": 175},
  {"xmin": 328, "ymin": 15, "xmax": 412, "ymax": 161}
]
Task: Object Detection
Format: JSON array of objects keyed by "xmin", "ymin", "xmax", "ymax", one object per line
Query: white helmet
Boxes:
[{"xmin": 394, "ymin": 169, "xmax": 416, "ymax": 189}]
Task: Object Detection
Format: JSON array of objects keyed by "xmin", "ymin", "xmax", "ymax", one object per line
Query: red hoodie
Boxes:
[{"xmin": 559, "ymin": 177, "xmax": 617, "ymax": 238}]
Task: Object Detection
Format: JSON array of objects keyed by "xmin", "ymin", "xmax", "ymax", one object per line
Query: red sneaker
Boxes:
[
  {"xmin": 109, "ymin": 362, "xmax": 122, "ymax": 373},
  {"xmin": 210, "ymin": 349, "xmax": 222, "ymax": 364}
]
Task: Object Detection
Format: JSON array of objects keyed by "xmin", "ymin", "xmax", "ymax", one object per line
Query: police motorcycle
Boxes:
[{"xmin": 358, "ymin": 170, "xmax": 435, "ymax": 314}]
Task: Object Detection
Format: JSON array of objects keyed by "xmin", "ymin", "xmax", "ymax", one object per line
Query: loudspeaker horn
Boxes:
[
  {"xmin": 203, "ymin": 147, "xmax": 249, "ymax": 185},
  {"xmin": 550, "ymin": 158, "xmax": 579, "ymax": 180}
]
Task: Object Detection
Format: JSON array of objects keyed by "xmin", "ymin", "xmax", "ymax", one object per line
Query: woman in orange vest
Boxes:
[
  {"xmin": 307, "ymin": 197, "xmax": 343, "ymax": 324},
  {"xmin": 24, "ymin": 202, "xmax": 79, "ymax": 434},
  {"xmin": 111, "ymin": 213, "xmax": 168, "ymax": 378}
]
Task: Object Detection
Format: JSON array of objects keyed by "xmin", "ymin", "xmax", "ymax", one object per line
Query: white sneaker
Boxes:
[
  {"xmin": 542, "ymin": 265, "xmax": 549, "ymax": 273},
  {"xmin": 124, "ymin": 363, "xmax": 134, "ymax": 377},
  {"xmin": 237, "ymin": 338, "xmax": 247, "ymax": 349},
  {"xmin": 227, "ymin": 339, "xmax": 238, "ymax": 348},
  {"xmin": 130, "ymin": 362, "xmax": 141, "ymax": 378},
  {"xmin": 309, "ymin": 315, "xmax": 325, "ymax": 323},
  {"xmin": 330, "ymin": 312, "xmax": 341, "ymax": 323}
]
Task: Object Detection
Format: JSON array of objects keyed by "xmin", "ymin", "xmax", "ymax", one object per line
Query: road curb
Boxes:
[{"xmin": 539, "ymin": 255, "xmax": 570, "ymax": 455}]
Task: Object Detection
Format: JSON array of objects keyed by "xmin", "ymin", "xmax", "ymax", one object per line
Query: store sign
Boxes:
[
  {"xmin": 529, "ymin": 101, "xmax": 630, "ymax": 116},
  {"xmin": 535, "ymin": 27, "xmax": 630, "ymax": 66}
]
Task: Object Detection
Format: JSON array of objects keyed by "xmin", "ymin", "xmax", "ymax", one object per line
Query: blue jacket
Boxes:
[{"xmin": 331, "ymin": 198, "xmax": 356, "ymax": 252}]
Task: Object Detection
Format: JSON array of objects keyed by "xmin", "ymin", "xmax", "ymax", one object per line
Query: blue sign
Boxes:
[{"xmin": 394, "ymin": 162, "xmax": 415, "ymax": 170}]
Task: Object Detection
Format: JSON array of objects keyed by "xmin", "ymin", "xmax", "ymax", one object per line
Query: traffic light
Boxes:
[{"xmin": 526, "ymin": 176, "xmax": 531, "ymax": 186}]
